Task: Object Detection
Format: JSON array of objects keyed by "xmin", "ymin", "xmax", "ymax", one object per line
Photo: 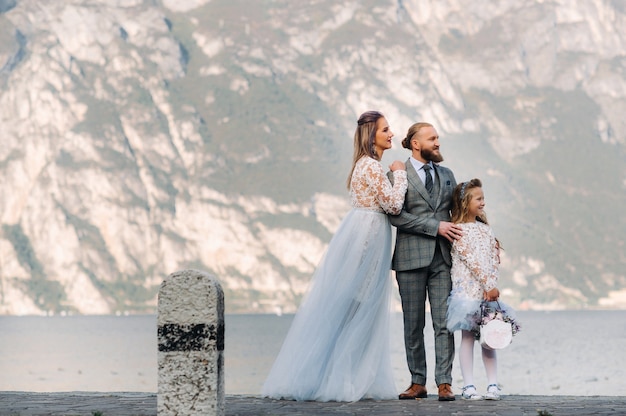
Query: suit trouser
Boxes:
[{"xmin": 396, "ymin": 245, "xmax": 454, "ymax": 386}]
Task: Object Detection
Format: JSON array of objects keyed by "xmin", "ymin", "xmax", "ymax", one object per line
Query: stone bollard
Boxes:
[{"xmin": 157, "ymin": 269, "xmax": 225, "ymax": 416}]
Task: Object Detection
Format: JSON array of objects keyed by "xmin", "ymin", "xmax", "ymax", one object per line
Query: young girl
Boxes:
[{"xmin": 446, "ymin": 178, "xmax": 515, "ymax": 401}]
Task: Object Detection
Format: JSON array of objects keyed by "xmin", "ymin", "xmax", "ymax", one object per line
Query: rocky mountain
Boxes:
[{"xmin": 0, "ymin": 0, "xmax": 624, "ymax": 315}]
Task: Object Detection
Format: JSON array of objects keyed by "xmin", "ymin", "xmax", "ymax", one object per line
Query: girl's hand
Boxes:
[{"xmin": 483, "ymin": 288, "xmax": 500, "ymax": 302}]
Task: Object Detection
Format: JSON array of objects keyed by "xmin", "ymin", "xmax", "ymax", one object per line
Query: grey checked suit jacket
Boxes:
[{"xmin": 388, "ymin": 159, "xmax": 457, "ymax": 271}]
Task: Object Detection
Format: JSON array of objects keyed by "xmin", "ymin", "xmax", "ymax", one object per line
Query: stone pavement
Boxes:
[{"xmin": 1, "ymin": 392, "xmax": 626, "ymax": 415}]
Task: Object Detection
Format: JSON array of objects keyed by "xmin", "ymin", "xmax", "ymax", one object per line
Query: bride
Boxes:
[{"xmin": 261, "ymin": 110, "xmax": 407, "ymax": 402}]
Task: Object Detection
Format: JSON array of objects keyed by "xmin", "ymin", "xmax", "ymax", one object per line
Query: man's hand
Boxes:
[
  {"xmin": 483, "ymin": 288, "xmax": 500, "ymax": 302},
  {"xmin": 438, "ymin": 221, "xmax": 463, "ymax": 243}
]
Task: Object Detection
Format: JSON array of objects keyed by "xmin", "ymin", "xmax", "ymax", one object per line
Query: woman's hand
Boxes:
[
  {"xmin": 389, "ymin": 160, "xmax": 405, "ymax": 171},
  {"xmin": 483, "ymin": 287, "xmax": 500, "ymax": 302}
]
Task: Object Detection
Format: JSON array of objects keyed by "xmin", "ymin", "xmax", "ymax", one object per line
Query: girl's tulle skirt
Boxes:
[{"xmin": 447, "ymin": 293, "xmax": 517, "ymax": 333}]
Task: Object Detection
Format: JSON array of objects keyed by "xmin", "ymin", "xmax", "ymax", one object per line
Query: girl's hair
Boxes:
[
  {"xmin": 401, "ymin": 122, "xmax": 433, "ymax": 149},
  {"xmin": 451, "ymin": 178, "xmax": 489, "ymax": 224},
  {"xmin": 346, "ymin": 110, "xmax": 384, "ymax": 189}
]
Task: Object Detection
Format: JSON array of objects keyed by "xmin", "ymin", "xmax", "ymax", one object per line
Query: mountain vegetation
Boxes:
[{"xmin": 0, "ymin": 0, "xmax": 624, "ymax": 314}]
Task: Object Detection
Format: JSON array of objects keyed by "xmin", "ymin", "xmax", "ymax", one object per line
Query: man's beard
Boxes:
[{"xmin": 421, "ymin": 148, "xmax": 444, "ymax": 163}]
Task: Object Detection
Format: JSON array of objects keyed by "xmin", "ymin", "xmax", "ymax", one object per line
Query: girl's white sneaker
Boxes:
[
  {"xmin": 461, "ymin": 385, "xmax": 483, "ymax": 400},
  {"xmin": 484, "ymin": 384, "xmax": 501, "ymax": 400}
]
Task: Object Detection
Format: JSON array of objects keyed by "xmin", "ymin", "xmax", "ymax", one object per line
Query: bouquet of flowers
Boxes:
[{"xmin": 469, "ymin": 301, "xmax": 521, "ymax": 341}]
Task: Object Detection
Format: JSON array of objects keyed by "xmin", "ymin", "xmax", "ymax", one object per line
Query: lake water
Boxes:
[{"xmin": 1, "ymin": 311, "xmax": 625, "ymax": 396}]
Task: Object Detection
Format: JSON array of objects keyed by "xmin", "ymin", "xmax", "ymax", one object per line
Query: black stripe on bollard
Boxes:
[{"xmin": 158, "ymin": 322, "xmax": 225, "ymax": 352}]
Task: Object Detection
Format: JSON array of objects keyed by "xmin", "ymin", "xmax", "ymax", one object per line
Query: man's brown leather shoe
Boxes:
[
  {"xmin": 438, "ymin": 383, "xmax": 455, "ymax": 401},
  {"xmin": 399, "ymin": 383, "xmax": 428, "ymax": 400}
]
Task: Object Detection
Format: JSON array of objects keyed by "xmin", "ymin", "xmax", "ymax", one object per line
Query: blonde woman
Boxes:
[{"xmin": 262, "ymin": 111, "xmax": 407, "ymax": 402}]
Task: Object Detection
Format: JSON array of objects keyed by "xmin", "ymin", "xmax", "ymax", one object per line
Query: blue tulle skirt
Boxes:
[
  {"xmin": 261, "ymin": 209, "xmax": 397, "ymax": 402},
  {"xmin": 447, "ymin": 294, "xmax": 517, "ymax": 333}
]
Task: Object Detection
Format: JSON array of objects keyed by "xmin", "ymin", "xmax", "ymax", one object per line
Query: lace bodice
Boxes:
[
  {"xmin": 349, "ymin": 156, "xmax": 408, "ymax": 214},
  {"xmin": 450, "ymin": 221, "xmax": 499, "ymax": 300}
]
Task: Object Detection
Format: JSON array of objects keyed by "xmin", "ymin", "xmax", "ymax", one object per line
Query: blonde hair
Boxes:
[
  {"xmin": 451, "ymin": 178, "xmax": 488, "ymax": 224},
  {"xmin": 401, "ymin": 122, "xmax": 433, "ymax": 150},
  {"xmin": 346, "ymin": 111, "xmax": 384, "ymax": 189}
]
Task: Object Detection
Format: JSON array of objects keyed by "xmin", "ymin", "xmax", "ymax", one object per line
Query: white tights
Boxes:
[{"xmin": 459, "ymin": 330, "xmax": 498, "ymax": 387}]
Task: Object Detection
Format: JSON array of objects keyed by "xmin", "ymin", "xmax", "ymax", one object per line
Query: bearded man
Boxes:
[{"xmin": 387, "ymin": 122, "xmax": 462, "ymax": 401}]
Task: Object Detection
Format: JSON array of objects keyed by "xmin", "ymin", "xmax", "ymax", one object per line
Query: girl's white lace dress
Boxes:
[
  {"xmin": 447, "ymin": 221, "xmax": 509, "ymax": 332},
  {"xmin": 261, "ymin": 156, "xmax": 407, "ymax": 402}
]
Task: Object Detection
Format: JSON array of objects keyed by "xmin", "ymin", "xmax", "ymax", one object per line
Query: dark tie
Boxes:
[{"xmin": 423, "ymin": 164, "xmax": 433, "ymax": 195}]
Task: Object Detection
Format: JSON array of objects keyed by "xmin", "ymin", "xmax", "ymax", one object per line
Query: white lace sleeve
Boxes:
[
  {"xmin": 453, "ymin": 227, "xmax": 498, "ymax": 292},
  {"xmin": 364, "ymin": 159, "xmax": 407, "ymax": 215}
]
